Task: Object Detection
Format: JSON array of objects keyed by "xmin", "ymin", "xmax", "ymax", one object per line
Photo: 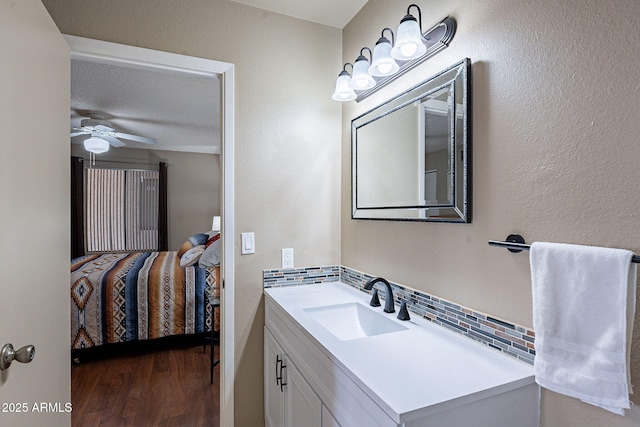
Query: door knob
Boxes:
[{"xmin": 0, "ymin": 344, "xmax": 35, "ymax": 370}]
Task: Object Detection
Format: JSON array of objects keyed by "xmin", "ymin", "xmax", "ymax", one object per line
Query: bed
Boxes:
[{"xmin": 70, "ymin": 231, "xmax": 220, "ymax": 351}]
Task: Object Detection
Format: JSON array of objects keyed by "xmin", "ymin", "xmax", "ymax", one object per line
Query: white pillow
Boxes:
[
  {"xmin": 180, "ymin": 245, "xmax": 205, "ymax": 267},
  {"xmin": 198, "ymin": 239, "xmax": 220, "ymax": 268}
]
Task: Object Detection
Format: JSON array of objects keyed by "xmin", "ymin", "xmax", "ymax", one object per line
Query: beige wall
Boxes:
[
  {"xmin": 71, "ymin": 145, "xmax": 220, "ymax": 250},
  {"xmin": 164, "ymin": 151, "xmax": 220, "ymax": 249},
  {"xmin": 342, "ymin": 0, "xmax": 640, "ymax": 425},
  {"xmin": 43, "ymin": 0, "xmax": 342, "ymax": 425}
]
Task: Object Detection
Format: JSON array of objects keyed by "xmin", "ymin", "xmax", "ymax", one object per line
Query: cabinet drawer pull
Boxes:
[{"xmin": 276, "ymin": 354, "xmax": 287, "ymax": 392}]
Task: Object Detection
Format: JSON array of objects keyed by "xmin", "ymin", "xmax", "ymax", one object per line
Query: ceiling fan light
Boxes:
[{"xmin": 83, "ymin": 137, "xmax": 110, "ymax": 154}]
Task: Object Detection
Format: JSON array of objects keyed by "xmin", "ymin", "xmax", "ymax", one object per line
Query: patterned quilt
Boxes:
[{"xmin": 70, "ymin": 251, "xmax": 218, "ymax": 350}]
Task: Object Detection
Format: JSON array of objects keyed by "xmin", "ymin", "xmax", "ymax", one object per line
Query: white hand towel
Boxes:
[{"xmin": 530, "ymin": 242, "xmax": 636, "ymax": 415}]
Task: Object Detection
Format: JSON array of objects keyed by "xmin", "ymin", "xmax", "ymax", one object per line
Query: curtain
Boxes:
[
  {"xmin": 125, "ymin": 170, "xmax": 159, "ymax": 251},
  {"xmin": 70, "ymin": 156, "xmax": 85, "ymax": 259},
  {"xmin": 86, "ymin": 168, "xmax": 167, "ymax": 252},
  {"xmin": 86, "ymin": 168, "xmax": 126, "ymax": 252},
  {"xmin": 158, "ymin": 162, "xmax": 168, "ymax": 251},
  {"xmin": 81, "ymin": 162, "xmax": 168, "ymax": 254}
]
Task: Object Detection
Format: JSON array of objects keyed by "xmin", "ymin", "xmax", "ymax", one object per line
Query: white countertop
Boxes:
[{"xmin": 265, "ymin": 282, "xmax": 535, "ymax": 423}]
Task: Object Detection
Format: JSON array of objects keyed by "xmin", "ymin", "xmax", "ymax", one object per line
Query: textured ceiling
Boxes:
[{"xmin": 70, "ymin": 59, "xmax": 220, "ymax": 155}]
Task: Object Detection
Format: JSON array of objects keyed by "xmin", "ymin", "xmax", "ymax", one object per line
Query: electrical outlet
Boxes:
[{"xmin": 281, "ymin": 248, "xmax": 294, "ymax": 269}]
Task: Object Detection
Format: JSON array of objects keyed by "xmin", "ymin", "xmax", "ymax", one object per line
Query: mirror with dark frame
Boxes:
[{"xmin": 351, "ymin": 58, "xmax": 471, "ymax": 222}]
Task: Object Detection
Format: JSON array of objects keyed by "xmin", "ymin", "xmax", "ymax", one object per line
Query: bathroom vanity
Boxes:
[{"xmin": 264, "ymin": 282, "xmax": 539, "ymax": 427}]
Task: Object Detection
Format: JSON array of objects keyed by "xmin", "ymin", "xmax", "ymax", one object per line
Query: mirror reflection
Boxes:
[{"xmin": 351, "ymin": 58, "xmax": 470, "ymax": 222}]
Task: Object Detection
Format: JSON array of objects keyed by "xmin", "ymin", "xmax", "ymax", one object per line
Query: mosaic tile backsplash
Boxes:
[
  {"xmin": 264, "ymin": 265, "xmax": 536, "ymax": 365},
  {"xmin": 263, "ymin": 266, "xmax": 340, "ymax": 287}
]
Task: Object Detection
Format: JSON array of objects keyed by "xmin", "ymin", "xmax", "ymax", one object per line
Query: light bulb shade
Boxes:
[
  {"xmin": 368, "ymin": 39, "xmax": 400, "ymax": 77},
  {"xmin": 349, "ymin": 56, "xmax": 376, "ymax": 90},
  {"xmin": 391, "ymin": 16, "xmax": 426, "ymax": 61},
  {"xmin": 83, "ymin": 137, "xmax": 110, "ymax": 154},
  {"xmin": 331, "ymin": 72, "xmax": 357, "ymax": 101}
]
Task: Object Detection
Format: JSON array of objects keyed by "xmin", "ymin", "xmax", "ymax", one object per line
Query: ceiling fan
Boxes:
[{"xmin": 70, "ymin": 112, "xmax": 157, "ymax": 154}]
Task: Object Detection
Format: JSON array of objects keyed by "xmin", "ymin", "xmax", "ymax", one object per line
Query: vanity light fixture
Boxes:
[
  {"xmin": 331, "ymin": 63, "xmax": 357, "ymax": 101},
  {"xmin": 391, "ymin": 4, "xmax": 427, "ymax": 61},
  {"xmin": 368, "ymin": 28, "xmax": 400, "ymax": 77},
  {"xmin": 332, "ymin": 6, "xmax": 456, "ymax": 103},
  {"xmin": 83, "ymin": 136, "xmax": 110, "ymax": 154},
  {"xmin": 350, "ymin": 48, "xmax": 376, "ymax": 90}
]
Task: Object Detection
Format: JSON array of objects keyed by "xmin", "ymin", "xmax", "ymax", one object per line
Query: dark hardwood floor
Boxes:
[{"xmin": 71, "ymin": 337, "xmax": 219, "ymax": 426}]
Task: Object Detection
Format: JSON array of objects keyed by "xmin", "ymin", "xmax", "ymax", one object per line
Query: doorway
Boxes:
[{"xmin": 66, "ymin": 35, "xmax": 235, "ymax": 426}]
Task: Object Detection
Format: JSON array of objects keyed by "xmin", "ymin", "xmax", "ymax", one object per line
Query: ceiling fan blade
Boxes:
[
  {"xmin": 94, "ymin": 124, "xmax": 115, "ymax": 132},
  {"xmin": 70, "ymin": 131, "xmax": 89, "ymax": 137},
  {"xmin": 102, "ymin": 135, "xmax": 126, "ymax": 147},
  {"xmin": 113, "ymin": 132, "xmax": 157, "ymax": 145}
]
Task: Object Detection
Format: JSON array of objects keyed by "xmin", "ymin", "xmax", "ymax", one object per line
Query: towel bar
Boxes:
[{"xmin": 488, "ymin": 234, "xmax": 640, "ymax": 264}]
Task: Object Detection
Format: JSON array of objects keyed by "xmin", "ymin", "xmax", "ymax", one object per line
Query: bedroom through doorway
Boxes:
[{"xmin": 67, "ymin": 36, "xmax": 235, "ymax": 426}]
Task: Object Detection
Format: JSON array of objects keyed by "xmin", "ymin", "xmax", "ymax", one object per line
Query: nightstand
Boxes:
[{"xmin": 204, "ymin": 286, "xmax": 220, "ymax": 384}]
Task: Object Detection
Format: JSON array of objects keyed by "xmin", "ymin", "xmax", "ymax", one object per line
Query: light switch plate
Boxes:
[{"xmin": 241, "ymin": 232, "xmax": 255, "ymax": 254}]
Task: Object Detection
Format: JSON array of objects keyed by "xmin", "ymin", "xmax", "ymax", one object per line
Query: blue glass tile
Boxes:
[
  {"xmin": 512, "ymin": 342, "xmax": 529, "ymax": 352},
  {"xmin": 444, "ymin": 306, "xmax": 466, "ymax": 318},
  {"xmin": 470, "ymin": 326, "xmax": 512, "ymax": 346},
  {"xmin": 473, "ymin": 312, "xmax": 486, "ymax": 320},
  {"xmin": 490, "ymin": 340, "xmax": 509, "ymax": 351},
  {"xmin": 487, "ymin": 316, "xmax": 515, "ymax": 330},
  {"xmin": 468, "ymin": 330, "xmax": 493, "ymax": 345},
  {"xmin": 437, "ymin": 317, "xmax": 466, "ymax": 333},
  {"xmin": 504, "ymin": 328, "xmax": 523, "ymax": 338},
  {"xmin": 441, "ymin": 300, "xmax": 462, "ymax": 311},
  {"xmin": 488, "ymin": 343, "xmax": 503, "ymax": 352},
  {"xmin": 509, "ymin": 346, "xmax": 535, "ymax": 364}
]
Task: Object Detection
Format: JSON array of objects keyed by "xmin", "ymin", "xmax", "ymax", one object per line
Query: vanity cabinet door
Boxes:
[
  {"xmin": 265, "ymin": 328, "xmax": 286, "ymax": 427},
  {"xmin": 265, "ymin": 326, "xmax": 323, "ymax": 427},
  {"xmin": 286, "ymin": 360, "xmax": 322, "ymax": 427},
  {"xmin": 321, "ymin": 405, "xmax": 342, "ymax": 427}
]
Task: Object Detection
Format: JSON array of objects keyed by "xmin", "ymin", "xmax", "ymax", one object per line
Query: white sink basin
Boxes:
[{"xmin": 303, "ymin": 302, "xmax": 408, "ymax": 341}]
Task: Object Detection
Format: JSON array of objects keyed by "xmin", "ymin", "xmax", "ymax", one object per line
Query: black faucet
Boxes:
[{"xmin": 364, "ymin": 277, "xmax": 395, "ymax": 313}]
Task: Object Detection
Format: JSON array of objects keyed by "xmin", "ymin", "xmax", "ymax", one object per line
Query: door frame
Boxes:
[{"xmin": 65, "ymin": 35, "xmax": 235, "ymax": 426}]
